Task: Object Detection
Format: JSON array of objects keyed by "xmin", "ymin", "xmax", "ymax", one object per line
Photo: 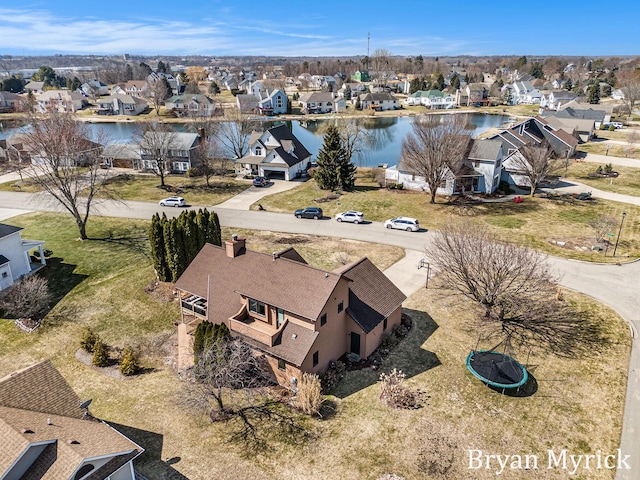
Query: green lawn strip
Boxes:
[
  {"xmin": 256, "ymin": 175, "xmax": 640, "ymax": 261},
  {"xmin": 563, "ymin": 162, "xmax": 640, "ymax": 197}
]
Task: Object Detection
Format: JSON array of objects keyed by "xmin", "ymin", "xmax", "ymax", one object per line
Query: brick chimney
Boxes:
[{"xmin": 225, "ymin": 234, "xmax": 246, "ymax": 258}]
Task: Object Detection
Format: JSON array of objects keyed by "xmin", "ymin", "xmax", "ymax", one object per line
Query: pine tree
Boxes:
[
  {"xmin": 149, "ymin": 213, "xmax": 170, "ymax": 281},
  {"xmin": 314, "ymin": 124, "xmax": 345, "ymax": 191},
  {"xmin": 195, "ymin": 209, "xmax": 207, "ymax": 250},
  {"xmin": 587, "ymin": 82, "xmax": 600, "ymax": 104},
  {"xmin": 92, "ymin": 340, "xmax": 109, "ymax": 367},
  {"xmin": 120, "ymin": 347, "xmax": 139, "ymax": 376},
  {"xmin": 337, "ymin": 155, "xmax": 358, "ymax": 191},
  {"xmin": 205, "ymin": 210, "xmax": 222, "ymax": 246}
]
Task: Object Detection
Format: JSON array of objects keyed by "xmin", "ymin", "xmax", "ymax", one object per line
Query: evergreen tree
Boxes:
[
  {"xmin": 157, "ymin": 60, "xmax": 167, "ymax": 73},
  {"xmin": 149, "ymin": 213, "xmax": 170, "ymax": 281},
  {"xmin": 432, "ymin": 72, "xmax": 445, "ymax": 91},
  {"xmin": 587, "ymin": 82, "xmax": 600, "ymax": 104},
  {"xmin": 409, "ymin": 77, "xmax": 422, "ymax": 94},
  {"xmin": 204, "ymin": 210, "xmax": 222, "ymax": 246},
  {"xmin": 564, "ymin": 78, "xmax": 573, "ymax": 91},
  {"xmin": 92, "ymin": 340, "xmax": 109, "ymax": 367},
  {"xmin": 195, "ymin": 209, "xmax": 207, "ymax": 250},
  {"xmin": 125, "ymin": 64, "xmax": 134, "ymax": 81},
  {"xmin": 529, "ymin": 62, "xmax": 544, "ymax": 79},
  {"xmin": 337, "ymin": 155, "xmax": 357, "ymax": 191},
  {"xmin": 314, "ymin": 124, "xmax": 345, "ymax": 191},
  {"xmin": 163, "ymin": 221, "xmax": 178, "ymax": 282},
  {"xmin": 120, "ymin": 347, "xmax": 139, "ymax": 376},
  {"xmin": 208, "ymin": 81, "xmax": 220, "ymax": 95},
  {"xmin": 355, "ymin": 96, "xmax": 361, "ymax": 110},
  {"xmin": 344, "ymin": 85, "xmax": 352, "ymax": 100},
  {"xmin": 451, "ymin": 75, "xmax": 461, "ymax": 90}
]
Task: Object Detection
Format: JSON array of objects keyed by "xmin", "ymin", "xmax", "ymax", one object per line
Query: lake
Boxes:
[{"xmin": 0, "ymin": 113, "xmax": 509, "ymax": 168}]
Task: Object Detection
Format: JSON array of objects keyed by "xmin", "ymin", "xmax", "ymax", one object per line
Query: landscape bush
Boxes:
[
  {"xmin": 379, "ymin": 369, "xmax": 418, "ymax": 409},
  {"xmin": 0, "ymin": 275, "xmax": 52, "ymax": 320},
  {"xmin": 92, "ymin": 339, "xmax": 109, "ymax": 367},
  {"xmin": 80, "ymin": 327, "xmax": 99, "ymax": 353},
  {"xmin": 120, "ymin": 346, "xmax": 139, "ymax": 376},
  {"xmin": 294, "ymin": 372, "xmax": 323, "ymax": 416}
]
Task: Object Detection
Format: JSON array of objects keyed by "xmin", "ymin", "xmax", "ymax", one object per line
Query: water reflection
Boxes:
[{"xmin": 1, "ymin": 114, "xmax": 509, "ymax": 168}]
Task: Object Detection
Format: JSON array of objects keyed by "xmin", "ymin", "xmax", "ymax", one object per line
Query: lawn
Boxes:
[
  {"xmin": 0, "ymin": 213, "xmax": 629, "ymax": 480},
  {"xmin": 564, "ymin": 161, "xmax": 640, "ymax": 197},
  {"xmin": 0, "ymin": 172, "xmax": 252, "ymax": 206},
  {"xmin": 254, "ymin": 171, "xmax": 640, "ymax": 262}
]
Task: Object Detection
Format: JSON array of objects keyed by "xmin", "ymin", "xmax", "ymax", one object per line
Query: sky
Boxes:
[{"xmin": 0, "ymin": 1, "xmax": 639, "ymax": 58}]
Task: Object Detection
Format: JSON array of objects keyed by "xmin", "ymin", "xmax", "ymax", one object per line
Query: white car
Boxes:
[
  {"xmin": 335, "ymin": 210, "xmax": 364, "ymax": 224},
  {"xmin": 384, "ymin": 216, "xmax": 420, "ymax": 232},
  {"xmin": 159, "ymin": 196, "xmax": 186, "ymax": 207}
]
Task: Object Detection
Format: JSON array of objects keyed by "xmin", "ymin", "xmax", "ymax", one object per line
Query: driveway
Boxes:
[{"xmin": 1, "ymin": 186, "xmax": 639, "ymax": 478}]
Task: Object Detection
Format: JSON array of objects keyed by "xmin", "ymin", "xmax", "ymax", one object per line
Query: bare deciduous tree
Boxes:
[
  {"xmin": 192, "ymin": 136, "xmax": 229, "ymax": 186},
  {"xmin": 589, "ymin": 214, "xmax": 618, "ymax": 243},
  {"xmin": 509, "ymin": 141, "xmax": 558, "ymax": 196},
  {"xmin": 400, "ymin": 115, "xmax": 472, "ymax": 204},
  {"xmin": 0, "ymin": 275, "xmax": 52, "ymax": 319},
  {"xmin": 426, "ymin": 220, "xmax": 603, "ymax": 354},
  {"xmin": 623, "ymin": 129, "xmax": 638, "ymax": 158},
  {"xmin": 20, "ymin": 111, "xmax": 110, "ymax": 240},
  {"xmin": 149, "ymin": 77, "xmax": 172, "ymax": 115},
  {"xmin": 617, "ymin": 69, "xmax": 640, "ymax": 118},
  {"xmin": 212, "ymin": 109, "xmax": 258, "ymax": 161},
  {"xmin": 136, "ymin": 122, "xmax": 179, "ymax": 187}
]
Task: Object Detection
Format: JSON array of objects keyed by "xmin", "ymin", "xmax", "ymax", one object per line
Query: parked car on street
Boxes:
[
  {"xmin": 253, "ymin": 176, "xmax": 268, "ymax": 187},
  {"xmin": 384, "ymin": 217, "xmax": 420, "ymax": 231},
  {"xmin": 294, "ymin": 207, "xmax": 323, "ymax": 219},
  {"xmin": 335, "ymin": 210, "xmax": 364, "ymax": 223},
  {"xmin": 159, "ymin": 196, "xmax": 186, "ymax": 207}
]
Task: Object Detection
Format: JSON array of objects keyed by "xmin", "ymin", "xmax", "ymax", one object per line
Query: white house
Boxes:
[
  {"xmin": 165, "ymin": 94, "xmax": 216, "ymax": 117},
  {"xmin": 236, "ymin": 124, "xmax": 312, "ymax": 181},
  {"xmin": 80, "ymin": 79, "xmax": 109, "ymax": 97},
  {"xmin": 404, "ymin": 90, "xmax": 455, "ymax": 109},
  {"xmin": 257, "ymin": 88, "xmax": 288, "ymax": 115},
  {"xmin": 0, "ymin": 223, "xmax": 46, "ymax": 291},
  {"xmin": 358, "ymin": 92, "xmax": 399, "ymax": 111},
  {"xmin": 36, "ymin": 90, "xmax": 85, "ymax": 113},
  {"xmin": 385, "ymin": 139, "xmax": 504, "ymax": 196},
  {"xmin": 540, "ymin": 90, "xmax": 578, "ymax": 110},
  {"xmin": 299, "ymin": 92, "xmax": 343, "ymax": 114}
]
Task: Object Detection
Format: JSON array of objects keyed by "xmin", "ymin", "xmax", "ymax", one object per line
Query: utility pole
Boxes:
[{"xmin": 367, "ymin": 32, "xmax": 370, "ymax": 60}]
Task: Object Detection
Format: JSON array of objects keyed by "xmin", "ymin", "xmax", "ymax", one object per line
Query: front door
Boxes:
[{"xmin": 350, "ymin": 332, "xmax": 361, "ymax": 356}]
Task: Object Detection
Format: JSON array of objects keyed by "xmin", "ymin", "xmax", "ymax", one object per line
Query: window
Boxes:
[
  {"xmin": 320, "ymin": 313, "xmax": 327, "ymax": 326},
  {"xmin": 277, "ymin": 308, "xmax": 284, "ymax": 327},
  {"xmin": 1, "ymin": 272, "xmax": 7, "ymax": 279},
  {"xmin": 312, "ymin": 351, "xmax": 319, "ymax": 367},
  {"xmin": 338, "ymin": 301, "xmax": 344, "ymax": 313},
  {"xmin": 255, "ymin": 146, "xmax": 262, "ymax": 155},
  {"xmin": 383, "ymin": 318, "xmax": 388, "ymax": 331},
  {"xmin": 278, "ymin": 358, "xmax": 286, "ymax": 371},
  {"xmin": 248, "ymin": 298, "xmax": 265, "ymax": 316}
]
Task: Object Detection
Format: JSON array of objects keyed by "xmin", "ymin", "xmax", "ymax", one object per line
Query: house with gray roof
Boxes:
[
  {"xmin": 95, "ymin": 94, "xmax": 148, "ymax": 116},
  {"xmin": 236, "ymin": 124, "xmax": 311, "ymax": 180},
  {"xmin": 0, "ymin": 92, "xmax": 21, "ymax": 113},
  {"xmin": 298, "ymin": 92, "xmax": 345, "ymax": 114},
  {"xmin": 358, "ymin": 92, "xmax": 399, "ymax": 111},
  {"xmin": 140, "ymin": 131, "xmax": 200, "ymax": 174},
  {"xmin": 385, "ymin": 138, "xmax": 504, "ymax": 196},
  {"xmin": 0, "ymin": 360, "xmax": 143, "ymax": 479},
  {"xmin": 165, "ymin": 94, "xmax": 216, "ymax": 117},
  {"xmin": 174, "ymin": 236, "xmax": 406, "ymax": 387}
]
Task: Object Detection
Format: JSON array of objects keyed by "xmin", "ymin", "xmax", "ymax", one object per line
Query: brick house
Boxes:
[{"xmin": 174, "ymin": 236, "xmax": 406, "ymax": 388}]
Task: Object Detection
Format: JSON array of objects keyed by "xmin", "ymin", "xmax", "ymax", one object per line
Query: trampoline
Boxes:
[{"xmin": 466, "ymin": 350, "xmax": 528, "ymax": 389}]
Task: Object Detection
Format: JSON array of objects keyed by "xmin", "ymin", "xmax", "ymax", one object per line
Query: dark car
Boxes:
[
  {"xmin": 253, "ymin": 176, "xmax": 268, "ymax": 187},
  {"xmin": 294, "ymin": 207, "xmax": 323, "ymax": 219}
]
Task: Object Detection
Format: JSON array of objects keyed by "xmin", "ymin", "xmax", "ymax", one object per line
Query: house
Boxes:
[
  {"xmin": 0, "ymin": 92, "xmax": 21, "ymax": 113},
  {"xmin": 0, "ymin": 360, "xmax": 143, "ymax": 479},
  {"xmin": 23, "ymin": 81, "xmax": 44, "ymax": 94},
  {"xmin": 100, "ymin": 143, "xmax": 142, "ymax": 169},
  {"xmin": 456, "ymin": 83, "xmax": 490, "ymax": 106},
  {"xmin": 174, "ymin": 236, "xmax": 406, "ymax": 387},
  {"xmin": 36, "ymin": 90, "xmax": 86, "ymax": 113},
  {"xmin": 95, "ymin": 94, "xmax": 148, "ymax": 116},
  {"xmin": 80, "ymin": 80, "xmax": 109, "ymax": 97},
  {"xmin": 385, "ymin": 138, "xmax": 504, "ymax": 196},
  {"xmin": 165, "ymin": 94, "xmax": 216, "ymax": 117},
  {"xmin": 235, "ymin": 124, "xmax": 311, "ymax": 180},
  {"xmin": 337, "ymin": 82, "xmax": 368, "ymax": 100},
  {"xmin": 253, "ymin": 88, "xmax": 288, "ymax": 116},
  {"xmin": 140, "ymin": 132, "xmax": 200, "ymax": 173},
  {"xmin": 351, "ymin": 70, "xmax": 370, "ymax": 82},
  {"xmin": 490, "ymin": 117, "xmax": 578, "ymax": 187},
  {"xmin": 146, "ymin": 72, "xmax": 183, "ymax": 95},
  {"xmin": 298, "ymin": 92, "xmax": 342, "ymax": 114},
  {"xmin": 121, "ymin": 80, "xmax": 147, "ymax": 98},
  {"xmin": 358, "ymin": 92, "xmax": 399, "ymax": 111},
  {"xmin": 405, "ymin": 90, "xmax": 455, "ymax": 109},
  {"xmin": 540, "ymin": 90, "xmax": 578, "ymax": 110},
  {"xmin": 0, "ymin": 223, "xmax": 46, "ymax": 291},
  {"xmin": 540, "ymin": 115, "xmax": 595, "ymax": 143},
  {"xmin": 236, "ymin": 94, "xmax": 259, "ymax": 113},
  {"xmin": 555, "ymin": 100, "xmax": 613, "ymax": 128}
]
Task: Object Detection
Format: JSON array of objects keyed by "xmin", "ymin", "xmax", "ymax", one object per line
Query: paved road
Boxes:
[{"xmin": 4, "ymin": 188, "xmax": 640, "ymax": 479}]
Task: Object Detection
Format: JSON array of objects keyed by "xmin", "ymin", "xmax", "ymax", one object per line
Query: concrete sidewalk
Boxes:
[{"xmin": 541, "ymin": 180, "xmax": 640, "ymax": 206}]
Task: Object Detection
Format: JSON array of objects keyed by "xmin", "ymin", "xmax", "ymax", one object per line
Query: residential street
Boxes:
[{"xmin": 1, "ymin": 187, "xmax": 639, "ymax": 479}]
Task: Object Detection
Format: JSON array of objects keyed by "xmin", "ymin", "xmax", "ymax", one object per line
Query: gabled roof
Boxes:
[
  {"xmin": 299, "ymin": 91, "xmax": 335, "ymax": 103},
  {"xmin": 334, "ymin": 258, "xmax": 406, "ymax": 334},
  {"xmin": 0, "ymin": 361, "xmax": 142, "ymax": 479},
  {"xmin": 142, "ymin": 131, "xmax": 199, "ymax": 150},
  {"xmin": 468, "ymin": 139, "xmax": 502, "ymax": 161},
  {"xmin": 0, "ymin": 223, "xmax": 23, "ymax": 240},
  {"xmin": 360, "ymin": 92, "xmax": 397, "ymax": 101},
  {"xmin": 242, "ymin": 124, "xmax": 311, "ymax": 167},
  {"xmin": 101, "ymin": 143, "xmax": 141, "ymax": 160}
]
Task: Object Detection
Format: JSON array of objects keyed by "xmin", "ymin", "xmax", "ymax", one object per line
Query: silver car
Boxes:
[
  {"xmin": 384, "ymin": 216, "xmax": 420, "ymax": 231},
  {"xmin": 159, "ymin": 196, "xmax": 186, "ymax": 207},
  {"xmin": 335, "ymin": 210, "xmax": 364, "ymax": 224}
]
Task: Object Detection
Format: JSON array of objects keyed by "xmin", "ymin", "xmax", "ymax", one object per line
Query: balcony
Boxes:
[
  {"xmin": 229, "ymin": 307, "xmax": 280, "ymax": 346},
  {"xmin": 181, "ymin": 294, "xmax": 207, "ymax": 318}
]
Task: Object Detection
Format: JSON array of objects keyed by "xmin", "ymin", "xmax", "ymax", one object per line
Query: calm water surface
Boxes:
[{"xmin": 0, "ymin": 114, "xmax": 509, "ymax": 168}]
